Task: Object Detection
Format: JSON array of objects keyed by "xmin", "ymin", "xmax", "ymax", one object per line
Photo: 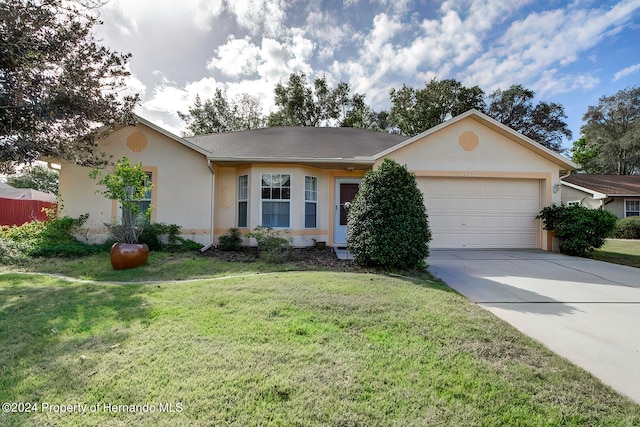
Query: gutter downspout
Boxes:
[{"xmin": 200, "ymin": 160, "xmax": 216, "ymax": 253}]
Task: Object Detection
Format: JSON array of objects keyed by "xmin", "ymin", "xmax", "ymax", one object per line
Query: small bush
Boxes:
[
  {"xmin": 612, "ymin": 217, "xmax": 640, "ymax": 239},
  {"xmin": 245, "ymin": 226, "xmax": 293, "ymax": 263},
  {"xmin": 347, "ymin": 159, "xmax": 431, "ymax": 270},
  {"xmin": 218, "ymin": 228, "xmax": 243, "ymax": 251},
  {"xmin": 537, "ymin": 204, "xmax": 617, "ymax": 257},
  {"xmin": 138, "ymin": 223, "xmax": 203, "ymax": 252},
  {"xmin": 0, "ymin": 214, "xmax": 106, "ymax": 261}
]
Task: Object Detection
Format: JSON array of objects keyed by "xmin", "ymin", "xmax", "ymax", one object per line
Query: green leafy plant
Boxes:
[
  {"xmin": 612, "ymin": 217, "xmax": 640, "ymax": 240},
  {"xmin": 347, "ymin": 159, "xmax": 431, "ymax": 270},
  {"xmin": 245, "ymin": 226, "xmax": 292, "ymax": 263},
  {"xmin": 0, "ymin": 214, "xmax": 108, "ymax": 261},
  {"xmin": 218, "ymin": 228, "xmax": 243, "ymax": 251},
  {"xmin": 139, "ymin": 223, "xmax": 203, "ymax": 252},
  {"xmin": 537, "ymin": 204, "xmax": 617, "ymax": 257},
  {"xmin": 90, "ymin": 157, "xmax": 153, "ymax": 244}
]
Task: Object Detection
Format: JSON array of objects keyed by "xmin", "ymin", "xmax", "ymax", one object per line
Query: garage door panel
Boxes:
[{"xmin": 420, "ymin": 177, "xmax": 541, "ymax": 249}]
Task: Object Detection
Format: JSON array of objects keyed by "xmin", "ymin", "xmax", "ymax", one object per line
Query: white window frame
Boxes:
[
  {"xmin": 624, "ymin": 199, "xmax": 640, "ymax": 217},
  {"xmin": 260, "ymin": 173, "xmax": 291, "ymax": 228},
  {"xmin": 566, "ymin": 200, "xmax": 581, "ymax": 207},
  {"xmin": 238, "ymin": 175, "xmax": 249, "ymax": 228},
  {"xmin": 304, "ymin": 176, "xmax": 318, "ymax": 229}
]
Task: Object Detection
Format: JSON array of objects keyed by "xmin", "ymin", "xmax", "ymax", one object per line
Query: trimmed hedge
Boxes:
[
  {"xmin": 537, "ymin": 204, "xmax": 617, "ymax": 257},
  {"xmin": 612, "ymin": 217, "xmax": 640, "ymax": 239},
  {"xmin": 347, "ymin": 159, "xmax": 431, "ymax": 270}
]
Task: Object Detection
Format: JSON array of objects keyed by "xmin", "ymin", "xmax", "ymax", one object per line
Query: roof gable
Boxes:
[{"xmin": 374, "ymin": 109, "xmax": 577, "ymax": 170}]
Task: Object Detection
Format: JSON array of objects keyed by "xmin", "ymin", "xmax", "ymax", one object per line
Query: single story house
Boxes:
[
  {"xmin": 55, "ymin": 109, "xmax": 576, "ymax": 251},
  {"xmin": 561, "ymin": 174, "xmax": 640, "ymax": 218}
]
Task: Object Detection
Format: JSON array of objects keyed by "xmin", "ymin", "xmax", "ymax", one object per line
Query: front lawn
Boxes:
[
  {"xmin": 593, "ymin": 239, "xmax": 640, "ymax": 268},
  {"xmin": 1, "ymin": 269, "xmax": 638, "ymax": 426}
]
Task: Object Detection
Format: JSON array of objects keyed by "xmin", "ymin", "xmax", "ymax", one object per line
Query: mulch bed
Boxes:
[{"xmin": 201, "ymin": 246, "xmax": 369, "ymax": 273}]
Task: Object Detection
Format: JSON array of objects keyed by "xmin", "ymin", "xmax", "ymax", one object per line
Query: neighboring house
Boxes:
[
  {"xmin": 561, "ymin": 174, "xmax": 640, "ymax": 218},
  {"xmin": 0, "ymin": 182, "xmax": 57, "ymax": 226},
  {"xmin": 55, "ymin": 109, "xmax": 576, "ymax": 250}
]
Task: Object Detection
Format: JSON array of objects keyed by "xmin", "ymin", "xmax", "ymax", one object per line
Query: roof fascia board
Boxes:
[
  {"xmin": 134, "ymin": 116, "xmax": 211, "ymax": 157},
  {"xmin": 207, "ymin": 156, "xmax": 375, "ymax": 164}
]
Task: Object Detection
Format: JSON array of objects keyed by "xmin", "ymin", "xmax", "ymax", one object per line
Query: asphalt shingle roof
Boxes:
[
  {"xmin": 562, "ymin": 174, "xmax": 640, "ymax": 195},
  {"xmin": 185, "ymin": 127, "xmax": 407, "ymax": 160}
]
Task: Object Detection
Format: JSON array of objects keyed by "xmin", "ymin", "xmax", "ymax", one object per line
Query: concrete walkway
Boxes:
[{"xmin": 428, "ymin": 249, "xmax": 640, "ymax": 404}]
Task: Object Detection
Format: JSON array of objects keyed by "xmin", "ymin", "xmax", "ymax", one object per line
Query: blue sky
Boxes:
[{"xmin": 95, "ymin": 0, "xmax": 640, "ymax": 150}]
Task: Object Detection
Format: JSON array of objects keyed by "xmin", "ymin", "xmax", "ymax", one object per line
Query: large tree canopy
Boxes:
[
  {"xmin": 579, "ymin": 86, "xmax": 640, "ymax": 175},
  {"xmin": 388, "ymin": 79, "xmax": 485, "ymax": 136},
  {"xmin": 485, "ymin": 84, "xmax": 571, "ymax": 152},
  {"xmin": 0, "ymin": 0, "xmax": 138, "ymax": 173},
  {"xmin": 178, "ymin": 90, "xmax": 266, "ymax": 136},
  {"xmin": 267, "ymin": 72, "xmax": 383, "ymax": 129}
]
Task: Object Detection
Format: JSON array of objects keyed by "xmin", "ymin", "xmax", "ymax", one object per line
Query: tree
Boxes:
[
  {"xmin": 268, "ymin": 72, "xmax": 382, "ymax": 129},
  {"xmin": 388, "ymin": 79, "xmax": 485, "ymax": 136},
  {"xmin": 178, "ymin": 90, "xmax": 266, "ymax": 136},
  {"xmin": 268, "ymin": 72, "xmax": 338, "ymax": 127},
  {"xmin": 6, "ymin": 164, "xmax": 59, "ymax": 193},
  {"xmin": 347, "ymin": 159, "xmax": 431, "ymax": 270},
  {"xmin": 570, "ymin": 137, "xmax": 603, "ymax": 173},
  {"xmin": 90, "ymin": 157, "xmax": 153, "ymax": 244},
  {"xmin": 0, "ymin": 0, "xmax": 139, "ymax": 173},
  {"xmin": 485, "ymin": 84, "xmax": 571, "ymax": 152},
  {"xmin": 580, "ymin": 86, "xmax": 640, "ymax": 175}
]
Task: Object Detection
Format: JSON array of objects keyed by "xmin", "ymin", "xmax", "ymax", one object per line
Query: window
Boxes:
[
  {"xmin": 305, "ymin": 176, "xmax": 318, "ymax": 228},
  {"xmin": 238, "ymin": 175, "xmax": 248, "ymax": 227},
  {"xmin": 261, "ymin": 174, "xmax": 290, "ymax": 227},
  {"xmin": 625, "ymin": 200, "xmax": 640, "ymax": 217},
  {"xmin": 567, "ymin": 200, "xmax": 581, "ymax": 207},
  {"xmin": 123, "ymin": 172, "xmax": 152, "ymax": 227}
]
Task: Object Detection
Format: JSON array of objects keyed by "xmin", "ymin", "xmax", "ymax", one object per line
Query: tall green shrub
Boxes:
[
  {"xmin": 347, "ymin": 159, "xmax": 431, "ymax": 269},
  {"xmin": 537, "ymin": 204, "xmax": 617, "ymax": 257}
]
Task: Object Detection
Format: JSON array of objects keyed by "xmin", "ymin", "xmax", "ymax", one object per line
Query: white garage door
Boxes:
[{"xmin": 418, "ymin": 178, "xmax": 541, "ymax": 248}]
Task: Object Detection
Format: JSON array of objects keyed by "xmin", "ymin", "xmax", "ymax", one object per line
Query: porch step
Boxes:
[{"xmin": 334, "ymin": 246, "xmax": 353, "ymax": 260}]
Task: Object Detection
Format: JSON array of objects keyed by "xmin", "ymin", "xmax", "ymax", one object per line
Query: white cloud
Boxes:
[
  {"xmin": 613, "ymin": 63, "xmax": 640, "ymax": 81},
  {"xmin": 208, "ymin": 29, "xmax": 314, "ymax": 82},
  {"xmin": 208, "ymin": 36, "xmax": 262, "ymax": 78},
  {"xmin": 465, "ymin": 1, "xmax": 640, "ymax": 92}
]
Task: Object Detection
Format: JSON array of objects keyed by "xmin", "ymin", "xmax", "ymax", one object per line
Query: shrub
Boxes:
[
  {"xmin": 139, "ymin": 222, "xmax": 203, "ymax": 252},
  {"xmin": 0, "ymin": 214, "xmax": 108, "ymax": 261},
  {"xmin": 612, "ymin": 217, "xmax": 640, "ymax": 239},
  {"xmin": 245, "ymin": 226, "xmax": 292, "ymax": 263},
  {"xmin": 347, "ymin": 159, "xmax": 431, "ymax": 270},
  {"xmin": 537, "ymin": 204, "xmax": 617, "ymax": 257},
  {"xmin": 218, "ymin": 228, "xmax": 243, "ymax": 251}
]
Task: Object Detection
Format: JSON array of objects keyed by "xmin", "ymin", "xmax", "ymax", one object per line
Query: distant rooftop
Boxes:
[{"xmin": 562, "ymin": 174, "xmax": 640, "ymax": 195}]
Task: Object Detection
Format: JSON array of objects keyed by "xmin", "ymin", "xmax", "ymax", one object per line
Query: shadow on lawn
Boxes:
[{"xmin": 0, "ymin": 274, "xmax": 152, "ymax": 404}]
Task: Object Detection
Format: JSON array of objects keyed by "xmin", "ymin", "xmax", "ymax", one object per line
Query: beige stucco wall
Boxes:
[
  {"xmin": 375, "ymin": 116, "xmax": 570, "ymax": 250},
  {"xmin": 59, "ymin": 124, "xmax": 214, "ymax": 245},
  {"xmin": 213, "ymin": 164, "xmax": 352, "ymax": 247}
]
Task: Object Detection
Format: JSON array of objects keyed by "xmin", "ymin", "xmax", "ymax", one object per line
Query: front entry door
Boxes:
[{"xmin": 334, "ymin": 179, "xmax": 360, "ymax": 245}]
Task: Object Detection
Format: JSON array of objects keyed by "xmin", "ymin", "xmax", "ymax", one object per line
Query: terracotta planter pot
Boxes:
[{"xmin": 110, "ymin": 242, "xmax": 149, "ymax": 270}]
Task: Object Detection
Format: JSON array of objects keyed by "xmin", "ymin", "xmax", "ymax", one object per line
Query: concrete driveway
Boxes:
[{"xmin": 428, "ymin": 249, "xmax": 640, "ymax": 404}]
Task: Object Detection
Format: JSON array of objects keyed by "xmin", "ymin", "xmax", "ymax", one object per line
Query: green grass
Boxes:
[
  {"xmin": 593, "ymin": 239, "xmax": 640, "ymax": 268},
  {"xmin": 1, "ymin": 270, "xmax": 638, "ymax": 426},
  {"xmin": 0, "ymin": 252, "xmax": 297, "ymax": 282}
]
